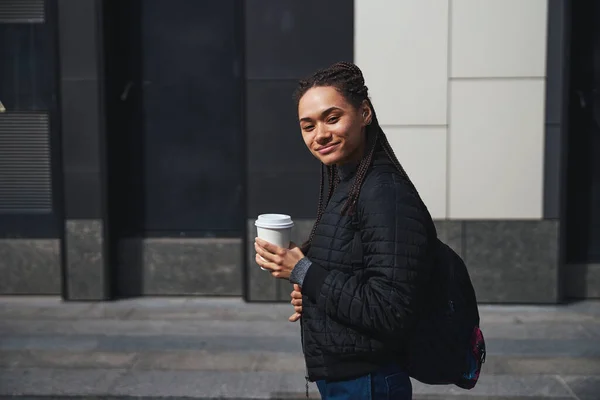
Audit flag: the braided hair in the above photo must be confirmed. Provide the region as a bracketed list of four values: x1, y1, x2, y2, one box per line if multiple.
[294, 62, 417, 252]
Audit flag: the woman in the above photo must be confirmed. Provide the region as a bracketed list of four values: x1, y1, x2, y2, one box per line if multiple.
[255, 62, 437, 400]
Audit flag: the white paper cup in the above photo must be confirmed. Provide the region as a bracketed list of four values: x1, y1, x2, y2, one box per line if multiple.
[255, 214, 294, 271]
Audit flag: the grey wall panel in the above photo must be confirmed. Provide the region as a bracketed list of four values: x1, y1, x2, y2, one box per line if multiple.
[118, 238, 242, 296]
[434, 220, 464, 258]
[246, 79, 320, 218]
[543, 124, 562, 220]
[246, 80, 313, 171]
[464, 220, 560, 304]
[58, 79, 101, 171]
[57, 0, 105, 221]
[246, 0, 353, 79]
[545, 0, 568, 126]
[244, 0, 354, 301]
[566, 264, 600, 299]
[248, 172, 319, 219]
[140, 0, 244, 234]
[0, 238, 60, 294]
[57, 0, 109, 300]
[62, 170, 102, 219]
[543, 0, 570, 219]
[65, 219, 106, 300]
[54, 0, 98, 79]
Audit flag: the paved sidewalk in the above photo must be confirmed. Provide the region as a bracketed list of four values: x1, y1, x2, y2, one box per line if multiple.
[0, 297, 599, 399]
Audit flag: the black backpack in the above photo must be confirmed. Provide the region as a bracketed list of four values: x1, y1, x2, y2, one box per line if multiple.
[350, 222, 486, 389]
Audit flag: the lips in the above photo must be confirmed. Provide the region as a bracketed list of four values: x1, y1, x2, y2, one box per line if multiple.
[316, 143, 339, 155]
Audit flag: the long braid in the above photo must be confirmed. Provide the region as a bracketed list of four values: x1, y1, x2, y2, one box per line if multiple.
[295, 62, 419, 250]
[340, 127, 378, 215]
[379, 131, 418, 191]
[301, 164, 339, 253]
[301, 163, 326, 253]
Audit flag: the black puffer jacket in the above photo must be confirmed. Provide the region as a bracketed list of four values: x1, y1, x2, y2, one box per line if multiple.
[300, 149, 437, 382]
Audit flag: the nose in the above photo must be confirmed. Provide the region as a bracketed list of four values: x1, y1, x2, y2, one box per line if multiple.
[315, 123, 331, 144]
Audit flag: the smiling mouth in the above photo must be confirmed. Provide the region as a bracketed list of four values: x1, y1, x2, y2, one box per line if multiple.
[316, 143, 339, 155]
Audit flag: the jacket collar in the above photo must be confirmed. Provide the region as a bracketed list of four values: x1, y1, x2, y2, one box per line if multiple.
[337, 161, 359, 182]
[336, 143, 391, 182]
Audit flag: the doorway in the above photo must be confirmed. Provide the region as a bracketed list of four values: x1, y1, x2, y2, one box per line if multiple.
[103, 0, 244, 297]
[565, 0, 600, 265]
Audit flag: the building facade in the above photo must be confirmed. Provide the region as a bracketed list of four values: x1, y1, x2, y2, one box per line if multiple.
[0, 0, 597, 302]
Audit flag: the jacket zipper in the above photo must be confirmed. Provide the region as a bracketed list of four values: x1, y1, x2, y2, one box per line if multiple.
[300, 316, 310, 398]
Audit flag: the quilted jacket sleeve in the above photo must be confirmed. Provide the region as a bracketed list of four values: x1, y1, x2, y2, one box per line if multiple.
[301, 175, 432, 339]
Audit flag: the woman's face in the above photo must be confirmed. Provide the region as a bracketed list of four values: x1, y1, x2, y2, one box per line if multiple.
[298, 86, 371, 166]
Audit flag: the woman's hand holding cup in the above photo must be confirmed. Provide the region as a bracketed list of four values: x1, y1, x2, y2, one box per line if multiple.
[254, 238, 304, 280]
[289, 284, 302, 322]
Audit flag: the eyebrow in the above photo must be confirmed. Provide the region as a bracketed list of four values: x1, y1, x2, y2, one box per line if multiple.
[299, 107, 343, 123]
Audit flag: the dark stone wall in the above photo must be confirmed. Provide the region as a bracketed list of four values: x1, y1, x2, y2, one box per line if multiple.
[243, 0, 354, 301]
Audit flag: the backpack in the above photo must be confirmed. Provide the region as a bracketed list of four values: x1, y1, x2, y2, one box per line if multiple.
[350, 220, 486, 389]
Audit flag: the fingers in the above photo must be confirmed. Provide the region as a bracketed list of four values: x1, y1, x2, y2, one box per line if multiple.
[288, 312, 301, 322]
[255, 238, 286, 257]
[290, 287, 302, 316]
[289, 282, 302, 322]
[255, 253, 276, 271]
[255, 243, 286, 269]
[255, 252, 285, 276]
[254, 242, 276, 263]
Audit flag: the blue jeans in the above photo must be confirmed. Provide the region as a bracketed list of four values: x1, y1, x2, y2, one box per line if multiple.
[316, 364, 412, 400]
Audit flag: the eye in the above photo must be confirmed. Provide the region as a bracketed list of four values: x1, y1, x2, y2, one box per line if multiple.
[302, 125, 315, 132]
[327, 116, 339, 124]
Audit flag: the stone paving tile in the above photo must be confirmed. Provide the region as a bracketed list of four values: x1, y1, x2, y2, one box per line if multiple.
[0, 368, 127, 396]
[0, 297, 286, 321]
[565, 301, 600, 317]
[0, 351, 138, 369]
[481, 356, 600, 376]
[0, 299, 598, 399]
[0, 336, 99, 351]
[5, 333, 600, 358]
[411, 374, 573, 397]
[122, 307, 294, 322]
[2, 349, 599, 377]
[1, 298, 596, 323]
[0, 368, 582, 399]
[0, 334, 302, 353]
[0, 397, 581, 400]
[132, 350, 304, 372]
[4, 318, 598, 341]
[410, 397, 575, 400]
[479, 321, 599, 340]
[485, 338, 600, 357]
[107, 370, 317, 399]
[582, 322, 600, 338]
[0, 319, 299, 338]
[480, 312, 598, 324]
[0, 304, 100, 320]
[560, 375, 600, 400]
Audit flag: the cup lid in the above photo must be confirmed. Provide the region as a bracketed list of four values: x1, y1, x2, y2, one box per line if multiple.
[255, 213, 294, 229]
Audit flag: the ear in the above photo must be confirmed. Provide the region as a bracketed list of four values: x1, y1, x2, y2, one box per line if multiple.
[360, 100, 372, 126]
